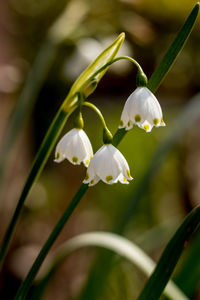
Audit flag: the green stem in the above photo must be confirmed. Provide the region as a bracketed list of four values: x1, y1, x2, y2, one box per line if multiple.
[147, 3, 200, 93]
[83, 102, 107, 129]
[0, 53, 131, 271]
[14, 183, 88, 300]
[84, 56, 146, 88]
[83, 102, 113, 143]
[0, 105, 76, 269]
[13, 128, 124, 300]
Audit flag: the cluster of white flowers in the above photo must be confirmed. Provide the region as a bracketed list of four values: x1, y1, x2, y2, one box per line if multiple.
[54, 87, 165, 186]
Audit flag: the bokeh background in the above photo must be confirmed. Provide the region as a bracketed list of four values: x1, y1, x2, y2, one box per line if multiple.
[0, 0, 200, 299]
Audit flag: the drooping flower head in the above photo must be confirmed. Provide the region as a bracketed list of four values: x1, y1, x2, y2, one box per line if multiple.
[83, 144, 133, 186]
[54, 128, 93, 167]
[119, 87, 165, 132]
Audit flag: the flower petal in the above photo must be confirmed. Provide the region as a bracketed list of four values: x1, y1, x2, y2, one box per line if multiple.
[54, 129, 77, 163]
[119, 95, 132, 129]
[112, 146, 133, 180]
[95, 145, 121, 182]
[118, 173, 129, 184]
[140, 120, 152, 132]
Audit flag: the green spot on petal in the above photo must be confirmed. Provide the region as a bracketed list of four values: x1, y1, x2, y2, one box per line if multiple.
[90, 180, 94, 184]
[85, 172, 89, 181]
[86, 160, 89, 166]
[106, 175, 113, 182]
[126, 169, 131, 178]
[127, 121, 131, 127]
[144, 124, 149, 131]
[72, 156, 78, 163]
[119, 120, 124, 126]
[161, 117, 165, 124]
[56, 152, 60, 160]
[135, 114, 141, 122]
[153, 118, 159, 125]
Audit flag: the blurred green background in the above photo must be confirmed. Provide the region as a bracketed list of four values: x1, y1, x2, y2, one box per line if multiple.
[0, 0, 199, 299]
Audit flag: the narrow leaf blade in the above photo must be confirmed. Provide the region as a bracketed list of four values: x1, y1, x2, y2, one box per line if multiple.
[32, 232, 188, 300]
[174, 232, 200, 297]
[65, 33, 125, 105]
[147, 3, 199, 93]
[137, 206, 200, 300]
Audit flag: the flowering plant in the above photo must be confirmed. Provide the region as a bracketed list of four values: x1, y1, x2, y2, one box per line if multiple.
[0, 3, 200, 300]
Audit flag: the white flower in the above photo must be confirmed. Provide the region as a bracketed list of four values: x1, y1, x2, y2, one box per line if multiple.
[83, 144, 133, 186]
[119, 87, 166, 132]
[54, 128, 93, 167]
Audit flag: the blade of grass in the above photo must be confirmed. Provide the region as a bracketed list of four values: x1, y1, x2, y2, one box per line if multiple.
[13, 4, 200, 299]
[174, 231, 200, 298]
[137, 206, 200, 300]
[147, 2, 200, 93]
[33, 232, 189, 300]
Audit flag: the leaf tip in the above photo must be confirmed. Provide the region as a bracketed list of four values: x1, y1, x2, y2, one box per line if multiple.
[117, 32, 125, 42]
[194, 2, 200, 12]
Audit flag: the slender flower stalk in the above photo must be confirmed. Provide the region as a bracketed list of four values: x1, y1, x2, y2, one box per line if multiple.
[83, 55, 147, 92]
[83, 101, 108, 129]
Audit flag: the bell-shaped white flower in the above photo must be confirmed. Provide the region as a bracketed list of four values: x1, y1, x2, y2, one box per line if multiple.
[83, 144, 133, 186]
[54, 128, 93, 167]
[119, 87, 165, 132]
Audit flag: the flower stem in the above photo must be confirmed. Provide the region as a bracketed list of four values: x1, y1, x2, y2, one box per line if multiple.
[83, 102, 113, 143]
[83, 102, 107, 129]
[13, 128, 124, 300]
[0, 105, 76, 270]
[84, 56, 146, 88]
[14, 183, 88, 300]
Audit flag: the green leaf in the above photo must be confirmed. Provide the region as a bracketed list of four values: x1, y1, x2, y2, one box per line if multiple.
[147, 3, 199, 93]
[63, 33, 125, 109]
[137, 206, 200, 300]
[174, 232, 200, 297]
[32, 232, 188, 300]
[81, 4, 200, 299]
[0, 33, 125, 275]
